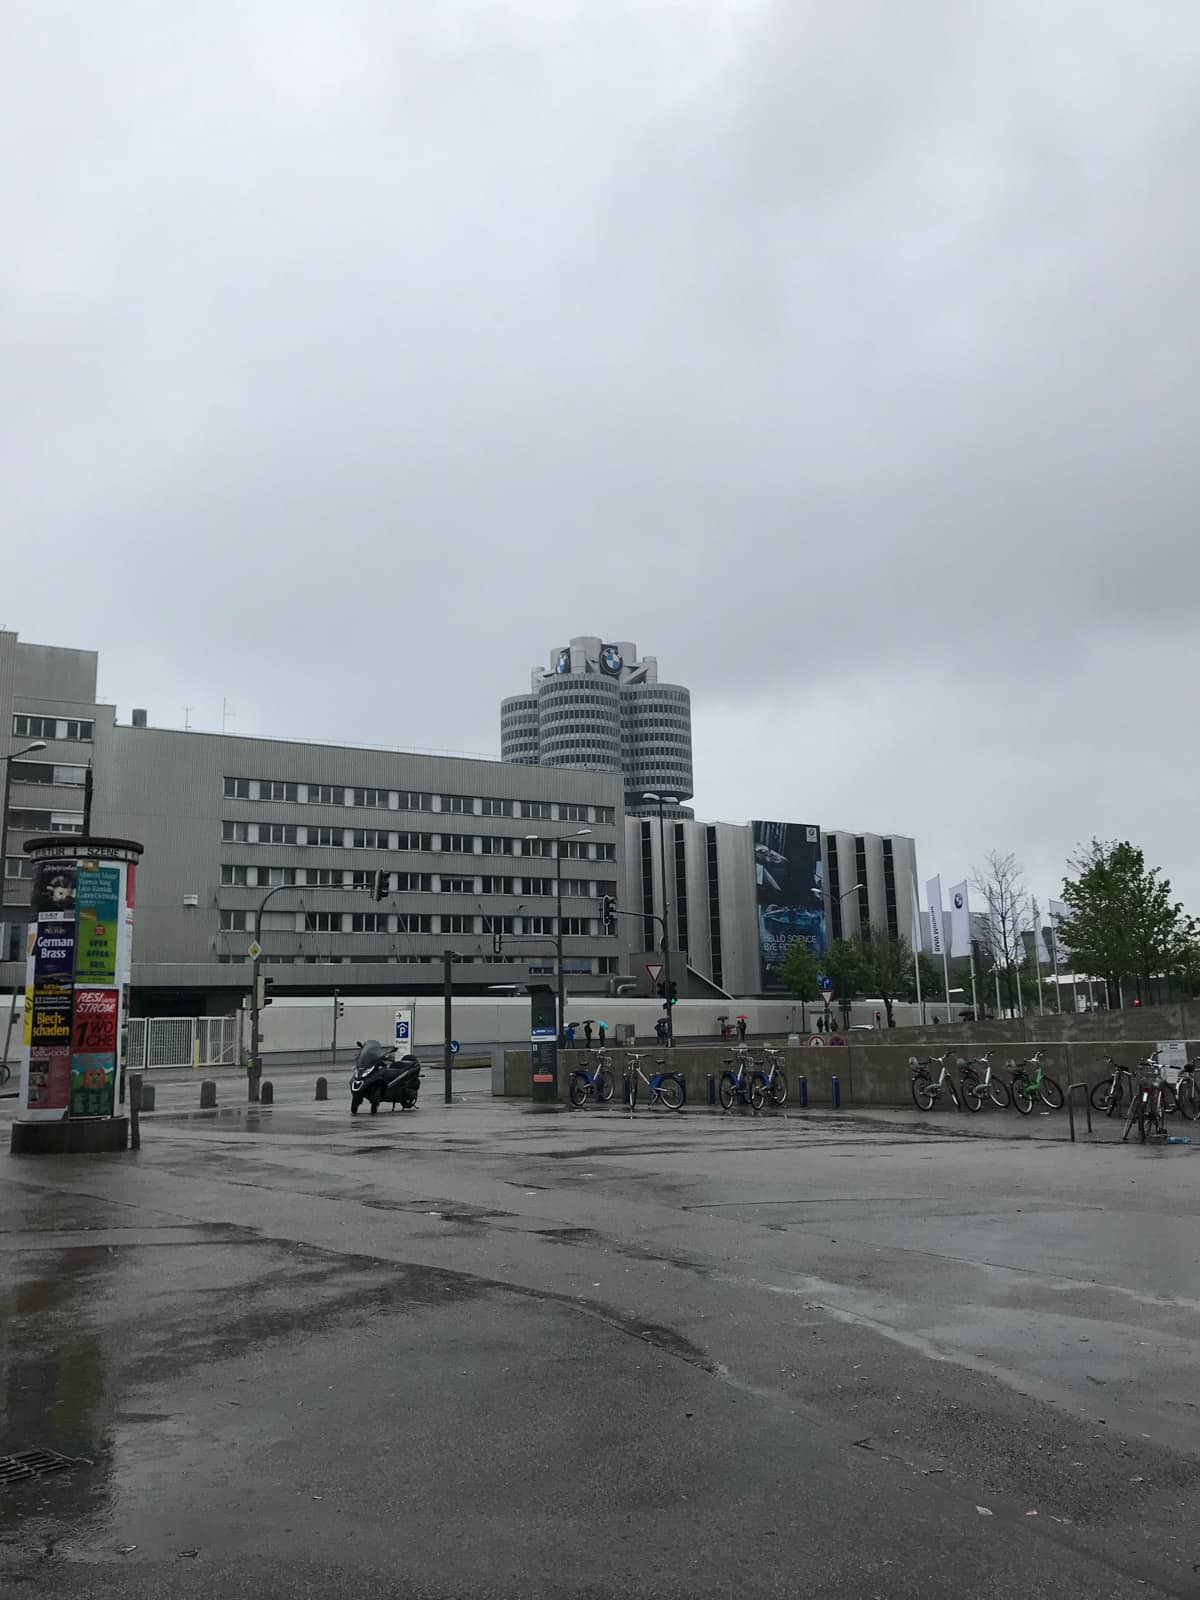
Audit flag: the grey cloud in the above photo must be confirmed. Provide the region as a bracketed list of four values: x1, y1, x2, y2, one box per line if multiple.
[5, 1, 1200, 899]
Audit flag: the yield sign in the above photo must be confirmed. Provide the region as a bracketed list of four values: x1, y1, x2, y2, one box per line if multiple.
[644, 962, 664, 985]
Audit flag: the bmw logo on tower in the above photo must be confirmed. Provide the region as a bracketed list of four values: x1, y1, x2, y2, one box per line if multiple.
[555, 649, 570, 674]
[599, 644, 622, 676]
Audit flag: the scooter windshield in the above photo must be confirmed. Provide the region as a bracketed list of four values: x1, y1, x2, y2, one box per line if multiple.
[355, 1040, 390, 1071]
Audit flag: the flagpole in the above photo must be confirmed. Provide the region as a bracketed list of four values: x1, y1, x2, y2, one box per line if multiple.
[969, 946, 980, 1021]
[1050, 906, 1062, 1012]
[1031, 897, 1045, 1015]
[912, 868, 926, 1024]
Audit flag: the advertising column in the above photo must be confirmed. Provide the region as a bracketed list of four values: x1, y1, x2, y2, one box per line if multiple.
[16, 837, 143, 1128]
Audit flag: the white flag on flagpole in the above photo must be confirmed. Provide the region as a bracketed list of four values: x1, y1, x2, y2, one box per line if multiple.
[946, 880, 971, 958]
[926, 876, 945, 956]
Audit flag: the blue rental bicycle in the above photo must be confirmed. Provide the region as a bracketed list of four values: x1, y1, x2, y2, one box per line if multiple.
[720, 1049, 765, 1110]
[568, 1050, 616, 1107]
[623, 1053, 685, 1111]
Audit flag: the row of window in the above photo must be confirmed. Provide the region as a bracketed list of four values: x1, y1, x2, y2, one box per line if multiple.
[6, 809, 84, 834]
[217, 953, 622, 972]
[219, 821, 617, 858]
[13, 714, 94, 742]
[221, 909, 605, 936]
[222, 777, 612, 823]
[220, 862, 615, 896]
[8, 760, 88, 788]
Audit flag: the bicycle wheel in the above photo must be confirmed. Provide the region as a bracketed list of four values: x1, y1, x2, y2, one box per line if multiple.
[986, 1076, 1011, 1109]
[1178, 1076, 1200, 1122]
[960, 1073, 983, 1113]
[746, 1076, 766, 1110]
[718, 1074, 735, 1110]
[568, 1074, 589, 1108]
[626, 1072, 638, 1111]
[1011, 1076, 1034, 1115]
[1090, 1077, 1116, 1113]
[1039, 1076, 1064, 1110]
[1162, 1083, 1178, 1116]
[0, 1060, 10, 1086]
[656, 1076, 684, 1111]
[1137, 1092, 1151, 1143]
[767, 1072, 788, 1107]
[596, 1070, 615, 1103]
[911, 1072, 935, 1111]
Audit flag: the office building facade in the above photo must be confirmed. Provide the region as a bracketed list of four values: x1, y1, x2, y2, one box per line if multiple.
[622, 816, 920, 997]
[2, 632, 624, 1010]
[501, 636, 693, 815]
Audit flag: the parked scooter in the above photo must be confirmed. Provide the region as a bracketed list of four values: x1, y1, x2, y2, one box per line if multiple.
[350, 1040, 421, 1114]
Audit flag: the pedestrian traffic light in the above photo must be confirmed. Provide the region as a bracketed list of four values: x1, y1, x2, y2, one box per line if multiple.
[599, 894, 615, 932]
[493, 931, 503, 955]
[373, 869, 388, 902]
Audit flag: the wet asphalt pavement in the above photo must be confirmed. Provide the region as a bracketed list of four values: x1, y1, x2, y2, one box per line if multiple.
[1, 1071, 1198, 1598]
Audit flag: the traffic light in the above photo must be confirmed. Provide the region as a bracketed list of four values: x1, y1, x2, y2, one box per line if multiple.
[256, 974, 274, 1008]
[669, 980, 678, 1006]
[335, 995, 345, 1019]
[599, 894, 615, 932]
[656, 982, 665, 997]
[493, 931, 503, 956]
[373, 869, 388, 902]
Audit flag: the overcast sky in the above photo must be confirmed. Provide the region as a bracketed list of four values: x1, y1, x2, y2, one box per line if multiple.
[5, 1, 1200, 908]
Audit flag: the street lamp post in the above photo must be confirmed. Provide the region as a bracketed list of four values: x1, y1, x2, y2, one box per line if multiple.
[525, 827, 590, 1047]
[830, 883, 864, 1027]
[641, 793, 678, 1046]
[1, 738, 49, 922]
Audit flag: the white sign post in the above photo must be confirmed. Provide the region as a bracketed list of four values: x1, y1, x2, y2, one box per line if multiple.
[395, 1008, 414, 1049]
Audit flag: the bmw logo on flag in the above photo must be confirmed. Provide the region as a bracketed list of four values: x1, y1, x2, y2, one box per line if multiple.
[953, 892, 964, 909]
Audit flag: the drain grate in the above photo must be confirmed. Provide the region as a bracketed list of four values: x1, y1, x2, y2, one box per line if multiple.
[0, 1449, 80, 1486]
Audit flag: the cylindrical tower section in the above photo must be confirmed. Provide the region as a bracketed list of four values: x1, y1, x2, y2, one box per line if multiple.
[500, 695, 539, 764]
[622, 682, 693, 812]
[536, 672, 621, 771]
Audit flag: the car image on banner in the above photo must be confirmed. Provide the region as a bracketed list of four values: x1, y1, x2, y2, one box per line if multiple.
[752, 821, 826, 991]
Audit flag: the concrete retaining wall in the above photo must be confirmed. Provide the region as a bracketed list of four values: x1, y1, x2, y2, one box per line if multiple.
[501, 1034, 1199, 1107]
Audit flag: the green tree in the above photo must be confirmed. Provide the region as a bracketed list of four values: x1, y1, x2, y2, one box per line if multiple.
[860, 925, 915, 1027]
[777, 938, 820, 1002]
[821, 938, 873, 1025]
[1060, 840, 1191, 1005]
[912, 950, 945, 1003]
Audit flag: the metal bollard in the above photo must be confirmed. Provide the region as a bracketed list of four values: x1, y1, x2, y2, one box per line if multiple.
[797, 1074, 807, 1108]
[315, 1076, 328, 1102]
[141, 1083, 156, 1112]
[831, 1074, 840, 1110]
[706, 1073, 716, 1106]
[200, 1080, 217, 1109]
[129, 1071, 143, 1150]
[260, 1081, 274, 1106]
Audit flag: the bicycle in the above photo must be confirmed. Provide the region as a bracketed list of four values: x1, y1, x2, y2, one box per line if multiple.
[750, 1045, 788, 1108]
[568, 1049, 616, 1108]
[909, 1054, 961, 1111]
[1123, 1056, 1167, 1143]
[623, 1053, 684, 1112]
[1176, 1060, 1200, 1122]
[0, 1060, 10, 1086]
[1090, 1055, 1134, 1117]
[720, 1049, 765, 1110]
[958, 1052, 1010, 1112]
[1007, 1052, 1064, 1115]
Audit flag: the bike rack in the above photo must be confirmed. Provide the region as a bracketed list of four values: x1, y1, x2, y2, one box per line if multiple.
[1065, 1081, 1093, 1142]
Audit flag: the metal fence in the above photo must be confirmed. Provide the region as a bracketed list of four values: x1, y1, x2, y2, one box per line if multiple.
[125, 1016, 240, 1070]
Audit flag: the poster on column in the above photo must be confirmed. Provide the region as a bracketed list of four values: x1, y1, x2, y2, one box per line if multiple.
[31, 860, 77, 920]
[75, 864, 121, 982]
[70, 1054, 116, 1118]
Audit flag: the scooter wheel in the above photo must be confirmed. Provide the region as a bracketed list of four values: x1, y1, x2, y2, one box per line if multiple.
[350, 1093, 363, 1115]
[369, 1095, 381, 1115]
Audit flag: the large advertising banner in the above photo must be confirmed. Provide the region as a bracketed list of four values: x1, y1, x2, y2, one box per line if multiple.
[752, 821, 826, 991]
